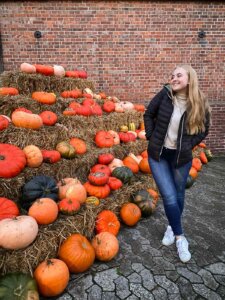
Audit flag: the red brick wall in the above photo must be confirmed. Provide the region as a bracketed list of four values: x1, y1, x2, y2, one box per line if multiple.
[0, 1, 224, 153]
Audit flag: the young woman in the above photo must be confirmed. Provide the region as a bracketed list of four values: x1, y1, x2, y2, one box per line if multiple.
[144, 65, 211, 263]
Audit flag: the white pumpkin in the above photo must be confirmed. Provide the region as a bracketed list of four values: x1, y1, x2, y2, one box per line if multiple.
[0, 216, 38, 250]
[108, 158, 124, 172]
[53, 65, 65, 77]
[115, 103, 125, 113]
[20, 63, 36, 74]
[120, 101, 134, 111]
[138, 130, 147, 140]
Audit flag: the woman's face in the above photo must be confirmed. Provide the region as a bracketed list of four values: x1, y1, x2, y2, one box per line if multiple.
[170, 67, 189, 93]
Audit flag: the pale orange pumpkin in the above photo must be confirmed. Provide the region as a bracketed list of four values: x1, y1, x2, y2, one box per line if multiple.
[34, 259, 69, 297]
[58, 233, 95, 273]
[108, 158, 124, 172]
[20, 62, 36, 73]
[65, 183, 87, 204]
[28, 198, 58, 225]
[115, 103, 125, 113]
[138, 130, 146, 140]
[11, 111, 43, 130]
[91, 232, 119, 261]
[0, 215, 38, 250]
[57, 177, 81, 199]
[69, 137, 87, 154]
[23, 145, 43, 167]
[108, 130, 120, 145]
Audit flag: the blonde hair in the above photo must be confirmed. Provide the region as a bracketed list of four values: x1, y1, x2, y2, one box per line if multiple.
[172, 64, 211, 134]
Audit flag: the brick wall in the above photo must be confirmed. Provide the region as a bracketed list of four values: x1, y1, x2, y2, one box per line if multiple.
[0, 1, 224, 153]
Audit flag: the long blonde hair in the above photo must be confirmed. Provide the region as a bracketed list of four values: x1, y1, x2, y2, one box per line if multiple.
[172, 64, 211, 134]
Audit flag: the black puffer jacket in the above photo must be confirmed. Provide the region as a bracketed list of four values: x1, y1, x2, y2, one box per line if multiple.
[143, 86, 210, 167]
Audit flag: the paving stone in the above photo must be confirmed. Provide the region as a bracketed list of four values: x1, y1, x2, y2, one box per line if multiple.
[214, 275, 225, 286]
[125, 295, 139, 300]
[154, 275, 179, 294]
[129, 283, 154, 300]
[205, 262, 225, 275]
[217, 251, 225, 262]
[127, 272, 142, 283]
[114, 276, 131, 299]
[55, 294, 73, 300]
[131, 262, 145, 273]
[153, 256, 176, 271]
[198, 269, 219, 290]
[140, 268, 156, 291]
[94, 268, 119, 291]
[177, 267, 203, 283]
[117, 260, 133, 277]
[165, 270, 180, 282]
[102, 292, 120, 300]
[176, 276, 198, 300]
[216, 285, 225, 298]
[187, 264, 201, 274]
[192, 284, 222, 300]
[152, 287, 168, 300]
[87, 285, 102, 300]
[168, 294, 182, 300]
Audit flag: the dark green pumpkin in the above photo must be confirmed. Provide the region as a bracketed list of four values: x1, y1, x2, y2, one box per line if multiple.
[112, 166, 133, 183]
[204, 149, 213, 161]
[131, 189, 151, 204]
[20, 175, 59, 210]
[185, 175, 195, 189]
[0, 272, 39, 300]
[137, 199, 156, 217]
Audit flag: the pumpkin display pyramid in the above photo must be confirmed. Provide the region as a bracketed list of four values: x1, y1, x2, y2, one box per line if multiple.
[0, 65, 158, 275]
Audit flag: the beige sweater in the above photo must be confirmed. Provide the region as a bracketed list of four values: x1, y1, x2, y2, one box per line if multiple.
[164, 94, 187, 149]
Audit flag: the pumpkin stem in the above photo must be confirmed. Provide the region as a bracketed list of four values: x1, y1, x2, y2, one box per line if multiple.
[0, 155, 5, 160]
[46, 259, 54, 266]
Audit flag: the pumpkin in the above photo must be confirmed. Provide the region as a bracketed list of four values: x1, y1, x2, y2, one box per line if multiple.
[123, 156, 139, 173]
[0, 215, 38, 250]
[34, 64, 54, 76]
[88, 172, 109, 186]
[95, 210, 120, 236]
[0, 273, 39, 300]
[63, 108, 76, 116]
[85, 196, 100, 206]
[115, 102, 125, 113]
[23, 145, 43, 167]
[41, 149, 61, 164]
[198, 142, 206, 148]
[21, 175, 59, 210]
[132, 189, 150, 205]
[69, 137, 87, 154]
[75, 105, 92, 116]
[119, 132, 136, 143]
[102, 101, 115, 113]
[90, 164, 111, 176]
[58, 233, 95, 273]
[32, 91, 56, 105]
[98, 153, 114, 165]
[120, 125, 129, 132]
[56, 141, 76, 159]
[57, 177, 81, 199]
[61, 89, 82, 98]
[0, 115, 9, 131]
[120, 203, 141, 226]
[84, 182, 111, 199]
[134, 104, 145, 112]
[92, 232, 119, 261]
[108, 177, 123, 190]
[28, 198, 58, 225]
[120, 101, 134, 111]
[189, 166, 198, 179]
[20, 62, 36, 73]
[192, 157, 202, 171]
[147, 188, 159, 203]
[0, 87, 19, 96]
[204, 149, 213, 161]
[140, 122, 145, 130]
[138, 130, 147, 140]
[34, 259, 69, 297]
[53, 64, 65, 77]
[13, 107, 32, 114]
[128, 152, 143, 164]
[58, 198, 81, 215]
[63, 183, 87, 205]
[108, 130, 120, 145]
[0, 197, 20, 220]
[69, 101, 81, 110]
[108, 158, 124, 172]
[65, 70, 79, 78]
[199, 151, 208, 164]
[99, 91, 107, 99]
[11, 111, 43, 130]
[112, 166, 133, 183]
[139, 158, 151, 173]
[141, 150, 148, 158]
[84, 88, 93, 96]
[95, 131, 114, 148]
[132, 189, 158, 217]
[138, 199, 156, 217]
[83, 98, 95, 106]
[186, 175, 195, 189]
[39, 111, 58, 126]
[0, 143, 26, 178]
[77, 70, 87, 79]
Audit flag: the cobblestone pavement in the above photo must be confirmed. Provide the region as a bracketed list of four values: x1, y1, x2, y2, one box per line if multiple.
[43, 156, 225, 300]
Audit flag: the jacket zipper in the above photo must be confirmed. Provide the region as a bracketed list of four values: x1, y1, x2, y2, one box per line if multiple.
[176, 115, 185, 166]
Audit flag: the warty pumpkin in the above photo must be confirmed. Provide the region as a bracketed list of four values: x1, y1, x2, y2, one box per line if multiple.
[92, 232, 119, 262]
[98, 153, 114, 165]
[108, 177, 123, 190]
[90, 164, 111, 176]
[88, 172, 109, 186]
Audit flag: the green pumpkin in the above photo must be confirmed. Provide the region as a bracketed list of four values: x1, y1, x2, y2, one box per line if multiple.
[185, 175, 195, 189]
[112, 166, 133, 184]
[204, 149, 213, 161]
[20, 175, 59, 210]
[131, 189, 151, 205]
[0, 273, 39, 300]
[137, 199, 156, 217]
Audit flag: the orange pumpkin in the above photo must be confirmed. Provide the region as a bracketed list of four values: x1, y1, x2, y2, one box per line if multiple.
[84, 182, 110, 199]
[147, 188, 159, 202]
[92, 232, 119, 261]
[141, 150, 148, 158]
[34, 64, 54, 76]
[192, 157, 202, 171]
[34, 259, 69, 297]
[199, 151, 208, 164]
[11, 111, 43, 130]
[64, 183, 87, 205]
[69, 137, 87, 154]
[28, 198, 58, 225]
[57, 177, 81, 199]
[95, 210, 120, 236]
[39, 111, 58, 126]
[198, 142, 206, 148]
[189, 166, 198, 179]
[0, 87, 19, 96]
[120, 203, 141, 226]
[58, 233, 95, 273]
[139, 158, 151, 174]
[95, 131, 114, 148]
[0, 197, 20, 220]
[123, 156, 139, 174]
[23, 145, 43, 167]
[134, 104, 145, 112]
[32, 91, 56, 105]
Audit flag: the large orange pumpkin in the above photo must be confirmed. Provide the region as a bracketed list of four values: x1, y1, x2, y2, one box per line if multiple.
[123, 156, 139, 173]
[28, 198, 58, 225]
[95, 131, 114, 148]
[120, 203, 141, 226]
[58, 233, 95, 273]
[34, 259, 69, 297]
[92, 232, 119, 261]
[11, 111, 43, 130]
[64, 183, 87, 205]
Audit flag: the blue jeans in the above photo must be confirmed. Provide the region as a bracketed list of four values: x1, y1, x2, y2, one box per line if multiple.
[149, 147, 192, 235]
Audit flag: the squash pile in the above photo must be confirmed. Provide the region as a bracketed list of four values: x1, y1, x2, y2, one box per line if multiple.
[0, 64, 213, 298]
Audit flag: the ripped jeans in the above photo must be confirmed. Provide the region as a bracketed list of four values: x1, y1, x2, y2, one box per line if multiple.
[149, 147, 192, 236]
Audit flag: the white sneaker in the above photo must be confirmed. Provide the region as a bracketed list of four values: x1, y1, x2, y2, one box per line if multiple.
[162, 225, 175, 246]
[176, 236, 191, 263]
